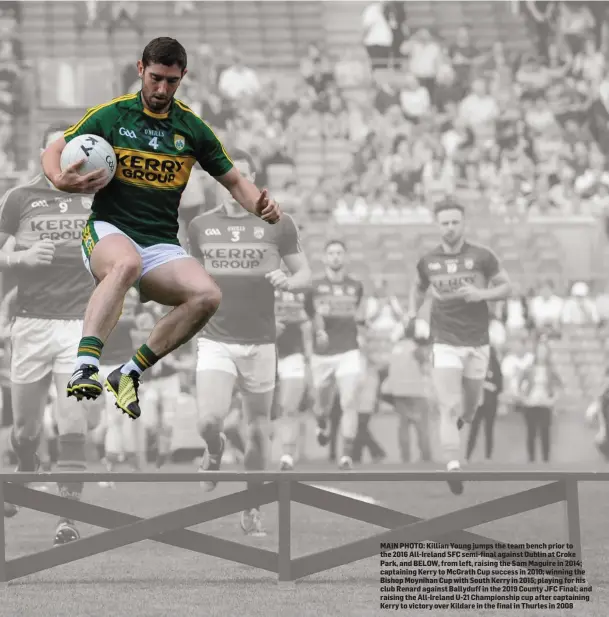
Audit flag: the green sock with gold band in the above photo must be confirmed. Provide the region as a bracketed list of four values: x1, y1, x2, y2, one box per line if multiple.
[76, 336, 103, 368]
[121, 344, 160, 376]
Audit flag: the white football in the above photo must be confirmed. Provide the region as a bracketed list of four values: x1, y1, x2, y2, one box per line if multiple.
[60, 134, 117, 189]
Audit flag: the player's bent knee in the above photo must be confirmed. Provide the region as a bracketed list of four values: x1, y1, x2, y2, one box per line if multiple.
[187, 281, 222, 319]
[202, 282, 222, 312]
[108, 257, 142, 287]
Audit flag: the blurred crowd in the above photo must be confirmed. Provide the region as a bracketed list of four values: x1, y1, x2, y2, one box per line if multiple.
[0, 1, 24, 174]
[120, 0, 609, 228]
[4, 1, 609, 227]
[492, 278, 608, 335]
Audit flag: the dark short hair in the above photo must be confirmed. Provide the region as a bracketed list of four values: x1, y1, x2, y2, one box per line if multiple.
[325, 239, 346, 252]
[434, 199, 465, 217]
[142, 37, 187, 71]
[231, 148, 257, 174]
[43, 123, 73, 148]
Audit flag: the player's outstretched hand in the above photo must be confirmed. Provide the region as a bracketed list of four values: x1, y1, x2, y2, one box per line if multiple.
[54, 159, 108, 194]
[21, 239, 55, 267]
[265, 269, 291, 290]
[256, 189, 281, 224]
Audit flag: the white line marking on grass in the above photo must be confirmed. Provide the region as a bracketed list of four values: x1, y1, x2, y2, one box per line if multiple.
[309, 484, 380, 505]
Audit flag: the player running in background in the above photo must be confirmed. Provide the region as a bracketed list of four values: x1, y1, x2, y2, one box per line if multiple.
[274, 277, 316, 470]
[308, 240, 366, 470]
[409, 199, 511, 495]
[40, 37, 280, 421]
[0, 124, 95, 543]
[188, 149, 310, 536]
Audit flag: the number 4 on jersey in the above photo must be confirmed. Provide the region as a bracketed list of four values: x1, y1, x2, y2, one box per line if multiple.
[148, 137, 159, 150]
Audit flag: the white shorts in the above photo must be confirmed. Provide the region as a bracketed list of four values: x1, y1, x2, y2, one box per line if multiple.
[277, 353, 306, 380]
[11, 317, 83, 384]
[81, 220, 189, 290]
[196, 338, 276, 394]
[312, 349, 363, 390]
[432, 343, 490, 381]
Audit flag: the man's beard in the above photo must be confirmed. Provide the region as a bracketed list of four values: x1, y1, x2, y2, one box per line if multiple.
[145, 91, 172, 112]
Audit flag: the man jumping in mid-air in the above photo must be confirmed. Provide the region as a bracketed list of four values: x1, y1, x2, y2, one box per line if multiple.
[40, 37, 280, 421]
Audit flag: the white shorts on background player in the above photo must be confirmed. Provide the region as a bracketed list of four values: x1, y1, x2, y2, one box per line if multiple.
[196, 338, 276, 394]
[432, 343, 490, 380]
[277, 353, 306, 380]
[311, 349, 363, 390]
[10, 317, 83, 384]
[82, 221, 189, 287]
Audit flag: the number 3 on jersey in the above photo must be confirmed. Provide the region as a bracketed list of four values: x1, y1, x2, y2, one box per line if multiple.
[148, 136, 159, 150]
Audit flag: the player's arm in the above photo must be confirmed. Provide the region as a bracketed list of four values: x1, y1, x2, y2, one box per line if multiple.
[275, 314, 286, 338]
[495, 353, 504, 396]
[300, 319, 315, 365]
[283, 253, 312, 292]
[192, 118, 279, 223]
[269, 214, 312, 292]
[305, 286, 328, 351]
[186, 217, 204, 260]
[41, 106, 112, 194]
[0, 187, 55, 270]
[408, 260, 430, 319]
[354, 283, 369, 346]
[301, 290, 317, 365]
[278, 254, 311, 293]
[216, 168, 280, 223]
[0, 286, 17, 336]
[479, 250, 512, 302]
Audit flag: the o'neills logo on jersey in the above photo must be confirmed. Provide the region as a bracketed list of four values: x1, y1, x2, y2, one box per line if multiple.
[114, 148, 195, 190]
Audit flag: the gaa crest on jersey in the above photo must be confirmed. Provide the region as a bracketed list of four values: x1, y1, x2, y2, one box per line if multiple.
[81, 197, 93, 210]
[464, 258, 474, 270]
[173, 134, 185, 151]
[254, 226, 265, 239]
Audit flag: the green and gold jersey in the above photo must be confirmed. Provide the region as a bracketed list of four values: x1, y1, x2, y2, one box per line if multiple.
[64, 92, 234, 247]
